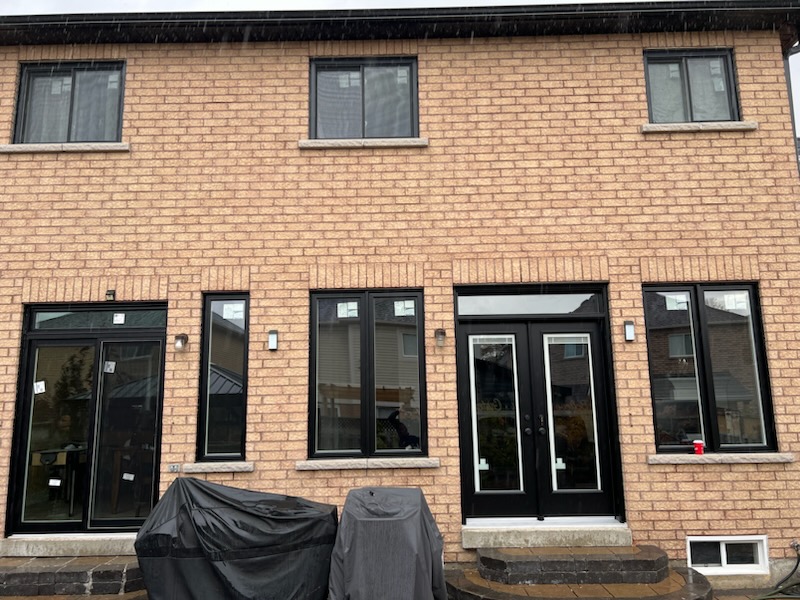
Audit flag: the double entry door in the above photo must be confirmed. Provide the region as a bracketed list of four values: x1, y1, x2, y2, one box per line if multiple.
[15, 338, 162, 531]
[458, 321, 615, 519]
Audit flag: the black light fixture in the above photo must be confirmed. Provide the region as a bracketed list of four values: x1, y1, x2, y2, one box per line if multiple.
[105, 289, 116, 302]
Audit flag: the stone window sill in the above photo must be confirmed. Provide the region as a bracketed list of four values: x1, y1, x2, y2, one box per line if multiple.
[647, 452, 794, 465]
[0, 142, 130, 154]
[182, 461, 255, 473]
[640, 121, 758, 134]
[295, 457, 440, 471]
[298, 137, 428, 149]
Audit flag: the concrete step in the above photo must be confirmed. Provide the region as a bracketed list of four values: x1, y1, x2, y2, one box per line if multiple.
[446, 566, 713, 600]
[478, 545, 669, 585]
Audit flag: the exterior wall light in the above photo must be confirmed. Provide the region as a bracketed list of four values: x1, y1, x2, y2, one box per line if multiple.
[624, 321, 635, 342]
[435, 328, 446, 347]
[105, 289, 116, 302]
[268, 330, 279, 351]
[174, 333, 189, 351]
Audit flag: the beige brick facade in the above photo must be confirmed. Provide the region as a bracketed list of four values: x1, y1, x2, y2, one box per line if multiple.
[0, 25, 798, 567]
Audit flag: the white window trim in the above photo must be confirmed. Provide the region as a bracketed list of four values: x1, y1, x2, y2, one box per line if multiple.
[686, 535, 769, 576]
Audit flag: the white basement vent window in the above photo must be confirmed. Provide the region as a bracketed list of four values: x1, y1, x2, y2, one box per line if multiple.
[686, 536, 769, 576]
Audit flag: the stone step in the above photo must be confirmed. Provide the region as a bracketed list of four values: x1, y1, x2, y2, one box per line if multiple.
[478, 545, 669, 585]
[446, 567, 713, 600]
[0, 556, 144, 596]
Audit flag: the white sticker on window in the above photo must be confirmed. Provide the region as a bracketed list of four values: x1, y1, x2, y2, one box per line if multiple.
[122, 473, 135, 482]
[103, 361, 116, 374]
[113, 313, 126, 325]
[34, 381, 46, 395]
[48, 478, 62, 487]
[665, 294, 689, 311]
[723, 292, 748, 311]
[394, 300, 415, 317]
[350, 72, 360, 87]
[709, 60, 722, 75]
[51, 80, 63, 95]
[669, 63, 681, 78]
[397, 67, 409, 85]
[337, 301, 358, 318]
[223, 303, 244, 321]
[713, 78, 726, 92]
[108, 72, 119, 89]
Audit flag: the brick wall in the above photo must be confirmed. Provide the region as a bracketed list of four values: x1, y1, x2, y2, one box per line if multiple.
[0, 30, 798, 564]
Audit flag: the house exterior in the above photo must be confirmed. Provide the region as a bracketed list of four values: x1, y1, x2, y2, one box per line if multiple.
[0, 0, 799, 584]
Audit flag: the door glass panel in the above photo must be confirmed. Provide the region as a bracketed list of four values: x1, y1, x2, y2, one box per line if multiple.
[469, 335, 523, 492]
[90, 341, 160, 521]
[23, 345, 93, 523]
[544, 334, 601, 491]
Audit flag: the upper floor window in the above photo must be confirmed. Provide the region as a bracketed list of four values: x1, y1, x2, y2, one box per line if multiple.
[310, 290, 426, 457]
[14, 62, 124, 144]
[198, 294, 249, 461]
[643, 284, 775, 453]
[644, 50, 739, 123]
[310, 57, 418, 139]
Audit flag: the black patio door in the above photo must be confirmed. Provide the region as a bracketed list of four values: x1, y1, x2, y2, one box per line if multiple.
[12, 306, 165, 533]
[458, 321, 614, 518]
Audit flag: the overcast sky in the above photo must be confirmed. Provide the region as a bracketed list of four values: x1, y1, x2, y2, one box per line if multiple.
[1, 0, 799, 130]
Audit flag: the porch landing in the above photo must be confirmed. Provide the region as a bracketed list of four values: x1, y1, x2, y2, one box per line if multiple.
[462, 516, 633, 548]
[0, 556, 143, 596]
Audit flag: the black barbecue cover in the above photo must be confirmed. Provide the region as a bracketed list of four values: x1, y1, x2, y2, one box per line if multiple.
[134, 477, 338, 600]
[329, 487, 447, 600]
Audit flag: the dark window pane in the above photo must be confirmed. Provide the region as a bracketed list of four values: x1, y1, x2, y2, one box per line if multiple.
[702, 291, 766, 446]
[71, 70, 121, 142]
[373, 297, 421, 452]
[23, 345, 93, 523]
[691, 542, 722, 567]
[644, 291, 704, 446]
[687, 57, 733, 121]
[364, 65, 412, 138]
[647, 61, 687, 123]
[726, 543, 757, 565]
[316, 69, 362, 139]
[203, 299, 247, 456]
[33, 309, 167, 330]
[22, 73, 72, 143]
[315, 298, 362, 451]
[458, 293, 600, 316]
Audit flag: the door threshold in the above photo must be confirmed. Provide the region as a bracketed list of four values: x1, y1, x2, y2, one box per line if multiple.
[465, 516, 624, 528]
[462, 516, 632, 548]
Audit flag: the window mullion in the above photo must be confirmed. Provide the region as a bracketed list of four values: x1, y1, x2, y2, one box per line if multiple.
[681, 58, 694, 123]
[361, 293, 374, 456]
[66, 68, 78, 142]
[360, 65, 367, 138]
[693, 286, 720, 451]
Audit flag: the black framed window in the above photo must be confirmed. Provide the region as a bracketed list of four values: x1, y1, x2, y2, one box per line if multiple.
[644, 50, 739, 123]
[643, 284, 775, 453]
[310, 290, 426, 457]
[14, 62, 124, 144]
[310, 57, 418, 139]
[198, 294, 248, 460]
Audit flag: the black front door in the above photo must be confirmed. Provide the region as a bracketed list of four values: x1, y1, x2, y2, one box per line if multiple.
[458, 320, 615, 518]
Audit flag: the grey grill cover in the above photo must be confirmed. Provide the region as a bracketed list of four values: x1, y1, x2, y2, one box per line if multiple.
[134, 477, 338, 600]
[329, 487, 447, 600]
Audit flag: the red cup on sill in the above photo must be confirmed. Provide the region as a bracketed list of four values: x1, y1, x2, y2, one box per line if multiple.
[693, 440, 705, 455]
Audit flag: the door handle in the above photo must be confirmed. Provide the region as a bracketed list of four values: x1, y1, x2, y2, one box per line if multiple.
[538, 414, 547, 436]
[524, 427, 533, 436]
